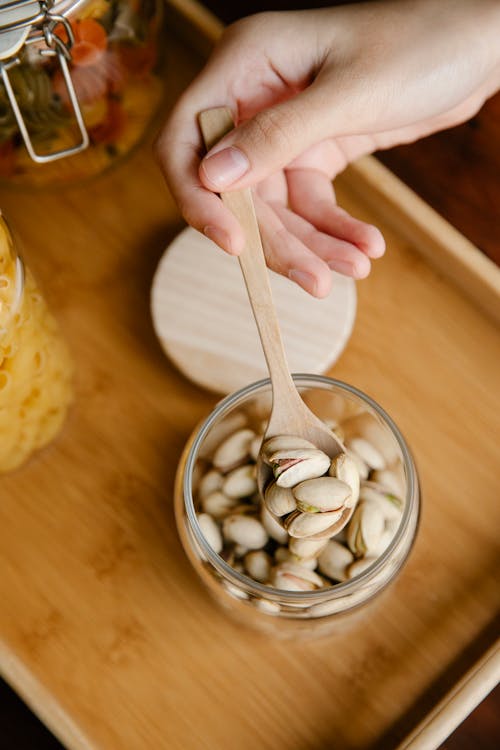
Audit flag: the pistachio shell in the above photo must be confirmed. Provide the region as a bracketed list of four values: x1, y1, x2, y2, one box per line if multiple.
[261, 435, 316, 464]
[213, 428, 256, 472]
[244, 550, 272, 582]
[222, 514, 268, 550]
[346, 437, 386, 471]
[285, 508, 344, 538]
[197, 513, 223, 554]
[317, 540, 354, 582]
[346, 448, 370, 480]
[359, 484, 403, 522]
[370, 468, 406, 498]
[254, 598, 281, 614]
[329, 453, 360, 507]
[346, 501, 385, 556]
[306, 506, 354, 540]
[264, 481, 297, 517]
[341, 413, 399, 465]
[223, 464, 257, 498]
[198, 469, 223, 499]
[198, 411, 248, 460]
[270, 448, 331, 488]
[201, 491, 238, 519]
[270, 562, 324, 591]
[293, 476, 351, 513]
[260, 505, 289, 544]
[346, 557, 377, 579]
[275, 547, 318, 570]
[288, 537, 328, 560]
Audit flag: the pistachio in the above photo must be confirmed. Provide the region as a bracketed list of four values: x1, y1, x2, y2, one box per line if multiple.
[346, 437, 386, 471]
[306, 506, 353, 540]
[359, 484, 403, 522]
[346, 557, 377, 579]
[293, 476, 351, 513]
[260, 505, 289, 544]
[223, 464, 258, 499]
[289, 537, 328, 561]
[198, 468, 223, 500]
[264, 481, 297, 517]
[254, 598, 281, 614]
[197, 513, 223, 554]
[244, 550, 272, 582]
[222, 514, 268, 550]
[341, 413, 399, 465]
[285, 508, 344, 538]
[213, 428, 256, 472]
[269, 448, 331, 488]
[317, 540, 354, 582]
[346, 448, 370, 480]
[201, 491, 238, 519]
[261, 435, 316, 464]
[329, 453, 360, 507]
[234, 544, 249, 558]
[270, 562, 324, 591]
[199, 411, 248, 460]
[275, 547, 318, 570]
[346, 501, 385, 556]
[370, 467, 406, 498]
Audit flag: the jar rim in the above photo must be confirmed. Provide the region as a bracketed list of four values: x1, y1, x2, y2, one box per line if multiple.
[183, 374, 419, 603]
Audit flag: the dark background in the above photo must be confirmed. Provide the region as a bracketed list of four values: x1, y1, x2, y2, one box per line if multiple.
[2, 1, 498, 748]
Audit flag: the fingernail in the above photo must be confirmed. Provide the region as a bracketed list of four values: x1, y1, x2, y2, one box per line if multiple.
[203, 225, 235, 254]
[201, 147, 249, 189]
[288, 269, 317, 295]
[328, 260, 355, 276]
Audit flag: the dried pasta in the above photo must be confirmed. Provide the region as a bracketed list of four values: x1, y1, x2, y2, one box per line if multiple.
[0, 216, 73, 473]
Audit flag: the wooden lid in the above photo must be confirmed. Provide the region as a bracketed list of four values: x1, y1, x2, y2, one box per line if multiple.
[151, 227, 357, 394]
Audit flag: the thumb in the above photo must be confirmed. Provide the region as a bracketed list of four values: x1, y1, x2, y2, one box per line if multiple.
[199, 86, 332, 192]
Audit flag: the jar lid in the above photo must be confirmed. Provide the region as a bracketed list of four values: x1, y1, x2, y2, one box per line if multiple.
[151, 227, 357, 395]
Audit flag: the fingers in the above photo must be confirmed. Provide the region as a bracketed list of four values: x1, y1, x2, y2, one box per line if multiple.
[287, 168, 385, 259]
[253, 195, 333, 298]
[271, 202, 372, 279]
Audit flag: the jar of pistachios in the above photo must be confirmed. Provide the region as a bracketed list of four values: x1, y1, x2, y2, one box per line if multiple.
[174, 375, 420, 638]
[0, 213, 73, 472]
[0, 0, 165, 186]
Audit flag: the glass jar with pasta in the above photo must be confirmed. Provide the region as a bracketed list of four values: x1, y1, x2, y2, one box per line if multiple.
[0, 0, 165, 186]
[0, 213, 73, 472]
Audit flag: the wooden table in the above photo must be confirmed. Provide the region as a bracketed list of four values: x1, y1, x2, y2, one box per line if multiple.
[0, 5, 499, 749]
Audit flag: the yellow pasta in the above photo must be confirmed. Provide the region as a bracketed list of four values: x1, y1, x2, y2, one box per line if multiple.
[0, 215, 73, 473]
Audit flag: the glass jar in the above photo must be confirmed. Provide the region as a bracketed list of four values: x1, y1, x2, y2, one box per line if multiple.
[0, 213, 73, 472]
[0, 0, 165, 186]
[174, 375, 420, 638]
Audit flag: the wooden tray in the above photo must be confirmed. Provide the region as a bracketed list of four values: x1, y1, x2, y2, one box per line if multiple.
[0, 2, 498, 749]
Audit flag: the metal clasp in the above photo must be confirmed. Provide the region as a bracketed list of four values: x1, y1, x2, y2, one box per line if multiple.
[0, 0, 89, 163]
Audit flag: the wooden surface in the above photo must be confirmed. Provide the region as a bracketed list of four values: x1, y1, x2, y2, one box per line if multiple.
[151, 225, 356, 394]
[0, 14, 499, 750]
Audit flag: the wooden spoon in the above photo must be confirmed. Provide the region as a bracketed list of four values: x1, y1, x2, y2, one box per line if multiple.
[199, 108, 345, 512]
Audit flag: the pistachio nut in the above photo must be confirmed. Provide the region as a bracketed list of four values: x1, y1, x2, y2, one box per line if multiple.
[285, 508, 344, 538]
[329, 453, 360, 507]
[317, 540, 354, 582]
[370, 467, 406, 498]
[264, 481, 297, 517]
[275, 547, 318, 570]
[270, 562, 324, 591]
[346, 501, 385, 556]
[293, 476, 351, 513]
[223, 464, 258, 499]
[346, 437, 386, 471]
[213, 428, 256, 472]
[244, 550, 272, 583]
[345, 448, 370, 480]
[222, 514, 269, 550]
[341, 413, 399, 465]
[269, 448, 331, 488]
[260, 505, 289, 544]
[201, 491, 238, 519]
[306, 506, 354, 541]
[197, 513, 223, 554]
[346, 557, 377, 579]
[234, 544, 249, 558]
[253, 598, 281, 614]
[288, 537, 328, 561]
[198, 411, 248, 460]
[359, 484, 403, 522]
[198, 468, 223, 500]
[261, 435, 316, 464]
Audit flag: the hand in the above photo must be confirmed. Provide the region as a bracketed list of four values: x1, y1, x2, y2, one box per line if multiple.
[156, 0, 500, 297]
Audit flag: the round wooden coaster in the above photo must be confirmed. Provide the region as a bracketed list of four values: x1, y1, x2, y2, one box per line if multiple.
[151, 227, 357, 394]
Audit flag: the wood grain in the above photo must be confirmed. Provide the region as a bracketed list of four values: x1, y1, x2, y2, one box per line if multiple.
[0, 8, 498, 750]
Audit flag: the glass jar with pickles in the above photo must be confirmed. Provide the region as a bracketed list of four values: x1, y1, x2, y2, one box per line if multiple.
[0, 0, 165, 186]
[0, 213, 73, 472]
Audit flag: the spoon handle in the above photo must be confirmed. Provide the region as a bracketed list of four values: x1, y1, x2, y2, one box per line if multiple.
[199, 108, 297, 404]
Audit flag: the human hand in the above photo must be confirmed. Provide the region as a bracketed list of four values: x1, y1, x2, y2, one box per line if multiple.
[156, 0, 500, 297]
